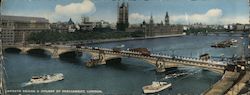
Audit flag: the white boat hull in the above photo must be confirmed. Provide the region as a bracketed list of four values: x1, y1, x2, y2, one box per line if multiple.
[30, 77, 63, 84]
[143, 82, 172, 94]
[26, 73, 64, 86]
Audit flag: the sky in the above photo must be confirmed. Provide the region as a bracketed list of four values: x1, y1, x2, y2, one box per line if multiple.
[1, 0, 249, 25]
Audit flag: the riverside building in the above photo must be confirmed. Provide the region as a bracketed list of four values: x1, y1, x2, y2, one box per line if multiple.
[0, 15, 50, 45]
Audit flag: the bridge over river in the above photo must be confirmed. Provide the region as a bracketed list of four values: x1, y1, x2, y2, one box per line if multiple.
[3, 44, 227, 73]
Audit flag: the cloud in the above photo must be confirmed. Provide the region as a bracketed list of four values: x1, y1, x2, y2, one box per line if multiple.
[2, 0, 96, 23]
[129, 9, 239, 25]
[129, 13, 150, 23]
[171, 8, 223, 24]
[55, 0, 96, 17]
[206, 9, 222, 17]
[171, 8, 248, 25]
[222, 17, 248, 24]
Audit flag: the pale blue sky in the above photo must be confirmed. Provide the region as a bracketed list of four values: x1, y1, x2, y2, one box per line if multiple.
[1, 0, 249, 24]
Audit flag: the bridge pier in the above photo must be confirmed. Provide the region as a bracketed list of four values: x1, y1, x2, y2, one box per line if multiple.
[85, 50, 122, 67]
[144, 58, 181, 71]
[19, 47, 29, 54]
[20, 51, 27, 54]
[51, 54, 59, 58]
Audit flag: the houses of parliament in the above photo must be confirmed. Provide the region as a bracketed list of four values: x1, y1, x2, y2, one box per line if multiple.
[142, 12, 183, 37]
[117, 1, 183, 36]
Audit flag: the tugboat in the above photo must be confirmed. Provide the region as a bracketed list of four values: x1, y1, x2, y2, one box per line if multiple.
[26, 73, 64, 85]
[211, 39, 236, 48]
[142, 81, 172, 94]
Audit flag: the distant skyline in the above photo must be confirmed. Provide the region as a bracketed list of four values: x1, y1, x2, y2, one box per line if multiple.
[1, 0, 249, 25]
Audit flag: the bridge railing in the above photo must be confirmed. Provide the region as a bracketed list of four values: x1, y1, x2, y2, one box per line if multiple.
[82, 46, 227, 66]
[12, 45, 226, 68]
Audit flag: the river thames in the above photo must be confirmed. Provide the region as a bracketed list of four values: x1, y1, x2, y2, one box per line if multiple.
[4, 34, 247, 94]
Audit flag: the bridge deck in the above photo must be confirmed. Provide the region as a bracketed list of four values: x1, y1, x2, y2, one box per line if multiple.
[3, 45, 226, 71]
[82, 47, 226, 70]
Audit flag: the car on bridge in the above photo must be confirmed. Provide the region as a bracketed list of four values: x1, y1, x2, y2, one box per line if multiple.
[93, 47, 99, 50]
[45, 42, 52, 46]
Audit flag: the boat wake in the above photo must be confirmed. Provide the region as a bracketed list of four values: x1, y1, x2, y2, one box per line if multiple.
[21, 82, 32, 87]
[164, 73, 188, 79]
[161, 69, 202, 80]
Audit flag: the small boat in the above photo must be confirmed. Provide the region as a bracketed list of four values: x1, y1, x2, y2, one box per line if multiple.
[230, 39, 237, 43]
[164, 76, 172, 79]
[142, 81, 172, 94]
[120, 44, 125, 48]
[115, 44, 125, 48]
[25, 73, 64, 85]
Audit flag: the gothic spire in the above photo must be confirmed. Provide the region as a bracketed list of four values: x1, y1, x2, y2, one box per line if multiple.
[150, 13, 154, 24]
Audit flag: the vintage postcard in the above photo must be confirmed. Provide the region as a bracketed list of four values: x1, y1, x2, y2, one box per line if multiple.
[0, 0, 249, 95]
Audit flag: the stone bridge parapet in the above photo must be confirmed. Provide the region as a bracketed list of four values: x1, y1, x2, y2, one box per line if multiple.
[3, 45, 226, 73]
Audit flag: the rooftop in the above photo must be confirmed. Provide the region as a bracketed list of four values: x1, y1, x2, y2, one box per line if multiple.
[1, 15, 49, 23]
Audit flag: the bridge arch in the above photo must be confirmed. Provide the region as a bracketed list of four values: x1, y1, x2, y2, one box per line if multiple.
[105, 57, 123, 61]
[25, 48, 54, 56]
[4, 47, 22, 53]
[58, 50, 82, 58]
